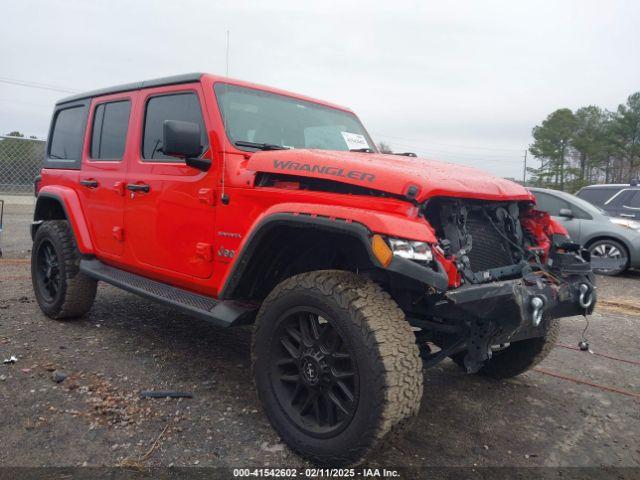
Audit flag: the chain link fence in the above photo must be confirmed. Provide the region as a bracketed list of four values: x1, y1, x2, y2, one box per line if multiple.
[0, 135, 46, 195]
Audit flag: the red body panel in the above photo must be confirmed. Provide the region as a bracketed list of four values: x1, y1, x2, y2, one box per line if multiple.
[38, 73, 547, 296]
[39, 184, 93, 253]
[247, 149, 534, 203]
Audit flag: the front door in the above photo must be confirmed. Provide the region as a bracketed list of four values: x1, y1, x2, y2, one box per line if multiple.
[124, 86, 215, 280]
[79, 96, 132, 258]
[533, 191, 583, 242]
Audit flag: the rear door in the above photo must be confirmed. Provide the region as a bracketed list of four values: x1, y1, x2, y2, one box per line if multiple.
[606, 189, 640, 220]
[78, 95, 133, 258]
[619, 189, 640, 220]
[124, 84, 215, 280]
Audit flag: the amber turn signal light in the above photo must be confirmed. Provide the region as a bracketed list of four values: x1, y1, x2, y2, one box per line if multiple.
[371, 234, 393, 268]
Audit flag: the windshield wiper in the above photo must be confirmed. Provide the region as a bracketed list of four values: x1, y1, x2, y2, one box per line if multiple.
[349, 148, 375, 153]
[235, 140, 288, 151]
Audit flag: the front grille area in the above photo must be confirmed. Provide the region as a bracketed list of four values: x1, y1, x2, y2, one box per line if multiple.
[466, 213, 514, 272]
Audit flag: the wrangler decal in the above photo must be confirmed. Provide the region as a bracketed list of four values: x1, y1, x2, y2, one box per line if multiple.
[273, 159, 376, 183]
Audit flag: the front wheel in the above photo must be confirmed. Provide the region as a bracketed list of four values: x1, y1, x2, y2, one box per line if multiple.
[588, 239, 628, 276]
[252, 270, 423, 465]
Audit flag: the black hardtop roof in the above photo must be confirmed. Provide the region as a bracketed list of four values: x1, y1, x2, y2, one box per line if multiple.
[56, 72, 204, 105]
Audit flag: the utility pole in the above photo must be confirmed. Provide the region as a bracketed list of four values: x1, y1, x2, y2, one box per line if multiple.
[522, 149, 528, 186]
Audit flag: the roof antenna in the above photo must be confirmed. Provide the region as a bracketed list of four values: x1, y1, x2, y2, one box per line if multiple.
[220, 30, 230, 206]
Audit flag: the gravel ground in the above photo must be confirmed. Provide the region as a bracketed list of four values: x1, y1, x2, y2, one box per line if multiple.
[1, 199, 639, 472]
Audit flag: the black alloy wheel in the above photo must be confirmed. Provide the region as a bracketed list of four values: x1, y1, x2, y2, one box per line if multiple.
[252, 270, 423, 465]
[270, 307, 359, 437]
[35, 239, 62, 303]
[31, 220, 97, 319]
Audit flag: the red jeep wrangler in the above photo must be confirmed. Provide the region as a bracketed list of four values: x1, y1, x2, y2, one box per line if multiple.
[31, 73, 595, 465]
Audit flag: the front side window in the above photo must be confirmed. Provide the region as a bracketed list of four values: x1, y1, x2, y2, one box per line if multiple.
[142, 93, 208, 161]
[49, 106, 86, 160]
[534, 192, 571, 216]
[214, 84, 376, 152]
[90, 100, 131, 160]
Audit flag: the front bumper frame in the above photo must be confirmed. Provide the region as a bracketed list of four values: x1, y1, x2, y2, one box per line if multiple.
[430, 269, 596, 372]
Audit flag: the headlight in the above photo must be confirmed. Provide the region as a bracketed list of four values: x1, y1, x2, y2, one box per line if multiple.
[610, 217, 640, 231]
[388, 238, 433, 262]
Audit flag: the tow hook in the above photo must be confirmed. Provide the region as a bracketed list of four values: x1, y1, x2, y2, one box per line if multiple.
[531, 296, 544, 326]
[578, 283, 594, 309]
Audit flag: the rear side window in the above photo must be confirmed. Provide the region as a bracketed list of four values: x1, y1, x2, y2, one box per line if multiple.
[142, 93, 208, 161]
[90, 100, 131, 160]
[606, 189, 635, 207]
[577, 187, 618, 206]
[49, 106, 86, 161]
[625, 190, 640, 208]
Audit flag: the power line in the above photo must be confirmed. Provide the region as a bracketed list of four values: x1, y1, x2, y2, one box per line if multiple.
[0, 77, 79, 94]
[373, 132, 523, 153]
[379, 138, 522, 164]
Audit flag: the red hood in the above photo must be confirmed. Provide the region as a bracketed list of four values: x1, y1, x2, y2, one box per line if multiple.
[248, 149, 534, 202]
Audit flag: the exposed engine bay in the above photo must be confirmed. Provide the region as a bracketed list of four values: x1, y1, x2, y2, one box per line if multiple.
[408, 197, 596, 374]
[423, 198, 553, 285]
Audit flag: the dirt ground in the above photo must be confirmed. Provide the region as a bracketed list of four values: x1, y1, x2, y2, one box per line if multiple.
[1, 199, 639, 474]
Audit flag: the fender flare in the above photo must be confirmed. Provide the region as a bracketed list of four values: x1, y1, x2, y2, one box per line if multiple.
[219, 203, 447, 299]
[33, 186, 94, 254]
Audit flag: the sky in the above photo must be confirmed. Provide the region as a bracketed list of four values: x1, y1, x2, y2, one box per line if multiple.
[1, 0, 639, 179]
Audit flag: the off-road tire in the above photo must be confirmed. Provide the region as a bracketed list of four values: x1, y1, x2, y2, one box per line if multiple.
[451, 319, 560, 379]
[31, 220, 97, 319]
[252, 270, 423, 465]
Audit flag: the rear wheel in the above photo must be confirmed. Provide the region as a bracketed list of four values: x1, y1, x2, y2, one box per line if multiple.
[451, 319, 560, 379]
[252, 270, 423, 465]
[588, 239, 628, 276]
[31, 220, 97, 319]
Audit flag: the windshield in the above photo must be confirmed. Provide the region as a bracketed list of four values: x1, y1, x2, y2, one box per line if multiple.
[214, 84, 376, 152]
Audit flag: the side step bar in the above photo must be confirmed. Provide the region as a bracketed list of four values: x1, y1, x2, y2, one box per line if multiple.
[80, 259, 257, 327]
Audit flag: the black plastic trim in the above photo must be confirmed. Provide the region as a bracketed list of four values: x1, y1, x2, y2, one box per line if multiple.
[219, 213, 377, 299]
[31, 192, 69, 239]
[79, 258, 256, 327]
[387, 256, 449, 291]
[57, 73, 204, 105]
[220, 212, 450, 299]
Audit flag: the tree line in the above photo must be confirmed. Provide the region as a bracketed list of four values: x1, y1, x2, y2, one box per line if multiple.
[528, 92, 640, 192]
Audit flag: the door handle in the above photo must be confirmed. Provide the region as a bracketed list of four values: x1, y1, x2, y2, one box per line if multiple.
[80, 179, 99, 188]
[126, 183, 150, 193]
[619, 213, 635, 218]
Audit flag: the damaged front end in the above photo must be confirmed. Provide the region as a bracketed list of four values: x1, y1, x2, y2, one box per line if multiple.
[404, 197, 596, 373]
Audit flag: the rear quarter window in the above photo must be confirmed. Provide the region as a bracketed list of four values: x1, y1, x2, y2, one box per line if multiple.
[44, 101, 89, 169]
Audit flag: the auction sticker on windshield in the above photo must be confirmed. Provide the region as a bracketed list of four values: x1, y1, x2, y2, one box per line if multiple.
[341, 131, 369, 150]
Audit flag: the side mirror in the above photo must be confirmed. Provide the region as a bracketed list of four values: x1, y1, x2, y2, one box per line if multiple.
[558, 208, 574, 218]
[162, 120, 211, 171]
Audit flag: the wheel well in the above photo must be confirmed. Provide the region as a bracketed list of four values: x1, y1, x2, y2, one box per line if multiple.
[32, 196, 67, 239]
[34, 196, 66, 221]
[227, 225, 377, 301]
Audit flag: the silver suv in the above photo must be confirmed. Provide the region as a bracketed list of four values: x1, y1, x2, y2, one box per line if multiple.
[576, 182, 640, 220]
